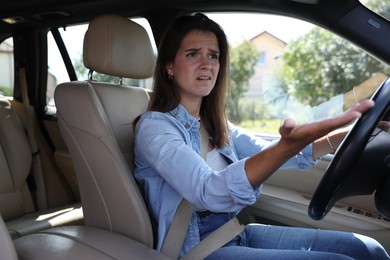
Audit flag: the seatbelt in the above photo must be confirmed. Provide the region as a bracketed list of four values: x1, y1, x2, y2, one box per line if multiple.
[161, 198, 195, 259]
[19, 67, 48, 210]
[161, 123, 245, 259]
[182, 217, 244, 260]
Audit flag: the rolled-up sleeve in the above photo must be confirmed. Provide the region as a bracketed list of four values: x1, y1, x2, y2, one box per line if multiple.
[223, 158, 259, 206]
[136, 114, 258, 213]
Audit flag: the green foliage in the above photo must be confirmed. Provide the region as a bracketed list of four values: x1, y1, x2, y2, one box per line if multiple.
[227, 40, 260, 123]
[238, 118, 281, 134]
[280, 27, 390, 107]
[0, 86, 13, 96]
[73, 56, 140, 86]
[364, 0, 390, 18]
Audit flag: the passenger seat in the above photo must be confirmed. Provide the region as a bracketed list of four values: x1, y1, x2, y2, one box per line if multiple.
[0, 102, 34, 226]
[12, 14, 169, 259]
[0, 96, 83, 239]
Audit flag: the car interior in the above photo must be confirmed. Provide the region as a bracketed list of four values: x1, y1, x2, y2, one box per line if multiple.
[1, 0, 390, 259]
[13, 14, 170, 259]
[0, 73, 83, 240]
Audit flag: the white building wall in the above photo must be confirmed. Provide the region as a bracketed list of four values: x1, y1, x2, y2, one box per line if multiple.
[0, 38, 14, 92]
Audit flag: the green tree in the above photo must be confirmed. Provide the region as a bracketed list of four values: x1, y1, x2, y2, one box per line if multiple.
[228, 40, 259, 123]
[0, 85, 12, 96]
[73, 55, 140, 86]
[280, 27, 390, 107]
[365, 0, 390, 18]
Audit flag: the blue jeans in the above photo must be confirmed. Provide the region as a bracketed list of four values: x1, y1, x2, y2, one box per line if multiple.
[197, 213, 389, 260]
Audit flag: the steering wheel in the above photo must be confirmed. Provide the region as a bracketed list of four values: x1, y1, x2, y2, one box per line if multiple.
[308, 76, 390, 220]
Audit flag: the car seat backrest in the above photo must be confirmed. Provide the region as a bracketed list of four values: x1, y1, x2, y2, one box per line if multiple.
[0, 214, 17, 260]
[0, 95, 83, 239]
[54, 14, 155, 247]
[0, 105, 35, 221]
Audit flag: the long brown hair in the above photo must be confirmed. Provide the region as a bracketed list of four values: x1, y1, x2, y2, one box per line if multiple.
[142, 13, 230, 147]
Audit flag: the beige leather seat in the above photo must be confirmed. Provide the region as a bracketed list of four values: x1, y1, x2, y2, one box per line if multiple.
[0, 97, 82, 239]
[54, 13, 155, 245]
[13, 14, 170, 259]
[0, 215, 17, 260]
[0, 105, 34, 224]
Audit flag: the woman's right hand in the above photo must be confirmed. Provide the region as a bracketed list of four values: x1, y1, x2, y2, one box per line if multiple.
[245, 99, 375, 188]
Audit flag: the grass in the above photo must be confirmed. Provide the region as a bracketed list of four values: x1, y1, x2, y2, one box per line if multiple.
[237, 118, 283, 134]
[0, 86, 13, 96]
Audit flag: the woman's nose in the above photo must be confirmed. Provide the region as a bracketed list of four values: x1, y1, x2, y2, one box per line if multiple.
[200, 57, 212, 70]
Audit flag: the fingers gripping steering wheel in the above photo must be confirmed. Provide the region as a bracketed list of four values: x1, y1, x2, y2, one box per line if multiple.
[309, 76, 390, 220]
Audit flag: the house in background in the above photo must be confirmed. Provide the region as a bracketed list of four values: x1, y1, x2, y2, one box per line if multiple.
[0, 39, 14, 93]
[247, 31, 286, 97]
[0, 38, 58, 103]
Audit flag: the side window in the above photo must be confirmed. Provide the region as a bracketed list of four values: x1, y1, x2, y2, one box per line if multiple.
[46, 17, 155, 111]
[0, 37, 14, 98]
[207, 13, 390, 135]
[47, 24, 87, 111]
[257, 52, 266, 66]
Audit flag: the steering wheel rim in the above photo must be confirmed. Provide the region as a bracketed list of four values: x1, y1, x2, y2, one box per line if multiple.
[308, 76, 390, 220]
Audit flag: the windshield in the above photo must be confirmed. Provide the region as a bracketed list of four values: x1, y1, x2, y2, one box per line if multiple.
[360, 0, 390, 22]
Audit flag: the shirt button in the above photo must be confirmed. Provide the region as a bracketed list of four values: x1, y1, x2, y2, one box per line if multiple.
[226, 149, 232, 155]
[185, 123, 190, 128]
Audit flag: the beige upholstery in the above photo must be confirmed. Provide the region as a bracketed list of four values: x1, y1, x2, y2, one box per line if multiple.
[6, 203, 83, 239]
[54, 14, 155, 248]
[0, 102, 83, 239]
[0, 107, 34, 221]
[14, 226, 169, 260]
[0, 215, 17, 260]
[13, 14, 164, 259]
[83, 14, 155, 79]
[14, 15, 158, 259]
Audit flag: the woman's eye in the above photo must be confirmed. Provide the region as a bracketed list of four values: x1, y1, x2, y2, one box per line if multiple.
[209, 53, 219, 60]
[187, 52, 197, 57]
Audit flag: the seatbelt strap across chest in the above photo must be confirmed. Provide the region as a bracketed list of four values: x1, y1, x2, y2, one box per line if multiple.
[161, 123, 245, 259]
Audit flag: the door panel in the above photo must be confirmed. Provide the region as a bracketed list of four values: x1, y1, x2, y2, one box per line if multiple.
[241, 155, 390, 252]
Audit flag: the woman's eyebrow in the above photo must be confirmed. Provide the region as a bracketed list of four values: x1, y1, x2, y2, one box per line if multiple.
[184, 47, 200, 53]
[184, 48, 219, 54]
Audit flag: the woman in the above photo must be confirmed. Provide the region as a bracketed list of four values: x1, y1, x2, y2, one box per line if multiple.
[134, 13, 389, 259]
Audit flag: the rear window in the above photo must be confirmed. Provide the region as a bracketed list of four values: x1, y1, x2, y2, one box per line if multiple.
[0, 37, 14, 97]
[47, 17, 155, 112]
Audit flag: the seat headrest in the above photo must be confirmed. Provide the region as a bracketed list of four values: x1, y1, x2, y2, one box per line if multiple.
[83, 14, 155, 79]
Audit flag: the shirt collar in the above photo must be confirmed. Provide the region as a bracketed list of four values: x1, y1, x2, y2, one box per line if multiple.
[169, 104, 200, 130]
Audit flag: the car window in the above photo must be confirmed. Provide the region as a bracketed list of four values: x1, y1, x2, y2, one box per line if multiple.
[46, 17, 155, 111]
[47, 13, 390, 135]
[0, 37, 14, 98]
[205, 12, 390, 135]
[360, 0, 390, 22]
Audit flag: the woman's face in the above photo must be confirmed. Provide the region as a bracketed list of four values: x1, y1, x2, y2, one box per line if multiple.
[167, 30, 220, 104]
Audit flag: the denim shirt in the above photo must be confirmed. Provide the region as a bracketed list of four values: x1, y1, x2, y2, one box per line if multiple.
[134, 104, 317, 257]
